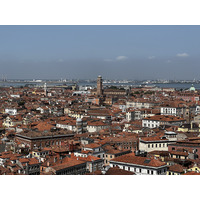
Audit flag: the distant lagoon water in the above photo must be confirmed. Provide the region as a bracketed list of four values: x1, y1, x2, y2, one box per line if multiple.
[0, 81, 199, 90]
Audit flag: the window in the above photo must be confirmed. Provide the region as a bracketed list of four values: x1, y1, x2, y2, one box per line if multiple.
[152, 144, 154, 148]
[151, 171, 153, 175]
[148, 144, 150, 148]
[159, 144, 161, 147]
[147, 170, 149, 174]
[139, 169, 141, 173]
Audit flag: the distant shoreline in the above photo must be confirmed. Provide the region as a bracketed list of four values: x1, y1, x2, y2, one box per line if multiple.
[0, 81, 198, 90]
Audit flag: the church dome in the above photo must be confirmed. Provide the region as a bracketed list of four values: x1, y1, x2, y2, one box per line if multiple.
[189, 84, 196, 91]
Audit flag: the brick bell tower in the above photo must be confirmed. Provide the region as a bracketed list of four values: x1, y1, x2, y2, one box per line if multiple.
[97, 75, 103, 96]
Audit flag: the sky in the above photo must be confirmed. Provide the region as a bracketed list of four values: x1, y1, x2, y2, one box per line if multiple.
[0, 25, 200, 80]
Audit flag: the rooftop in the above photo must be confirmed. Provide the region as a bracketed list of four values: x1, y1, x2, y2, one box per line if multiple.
[110, 153, 167, 168]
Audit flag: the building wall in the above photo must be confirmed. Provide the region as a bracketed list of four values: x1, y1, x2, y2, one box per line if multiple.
[126, 112, 135, 122]
[142, 119, 184, 128]
[104, 91, 126, 96]
[167, 171, 180, 175]
[15, 135, 73, 150]
[87, 125, 109, 132]
[5, 108, 17, 115]
[110, 162, 167, 175]
[27, 164, 40, 175]
[187, 166, 200, 172]
[171, 154, 187, 160]
[126, 102, 152, 109]
[168, 144, 200, 159]
[104, 154, 115, 166]
[161, 107, 177, 116]
[55, 163, 87, 175]
[139, 141, 168, 152]
[104, 151, 131, 166]
[88, 160, 104, 172]
[32, 150, 49, 158]
[83, 147, 105, 159]
[56, 123, 76, 131]
[142, 120, 160, 128]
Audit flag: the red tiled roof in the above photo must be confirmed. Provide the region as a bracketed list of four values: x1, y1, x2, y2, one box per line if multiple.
[183, 171, 200, 175]
[111, 153, 167, 167]
[51, 158, 86, 171]
[84, 143, 101, 149]
[143, 115, 185, 122]
[168, 164, 184, 173]
[35, 122, 54, 131]
[105, 167, 135, 175]
[76, 155, 102, 162]
[169, 151, 189, 156]
[141, 136, 168, 142]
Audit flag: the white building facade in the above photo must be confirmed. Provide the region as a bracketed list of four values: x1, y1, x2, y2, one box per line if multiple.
[110, 157, 168, 175]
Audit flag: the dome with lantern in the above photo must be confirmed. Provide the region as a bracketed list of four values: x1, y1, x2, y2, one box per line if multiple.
[189, 84, 196, 91]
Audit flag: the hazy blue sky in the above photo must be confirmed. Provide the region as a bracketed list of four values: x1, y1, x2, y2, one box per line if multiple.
[0, 25, 200, 80]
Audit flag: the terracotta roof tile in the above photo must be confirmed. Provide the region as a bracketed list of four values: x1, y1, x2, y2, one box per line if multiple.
[111, 153, 167, 167]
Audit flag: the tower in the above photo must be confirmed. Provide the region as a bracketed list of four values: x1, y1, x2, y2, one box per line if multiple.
[44, 83, 47, 96]
[76, 118, 83, 134]
[97, 75, 103, 96]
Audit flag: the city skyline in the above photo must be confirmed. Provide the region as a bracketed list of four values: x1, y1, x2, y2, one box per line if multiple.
[0, 25, 200, 80]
